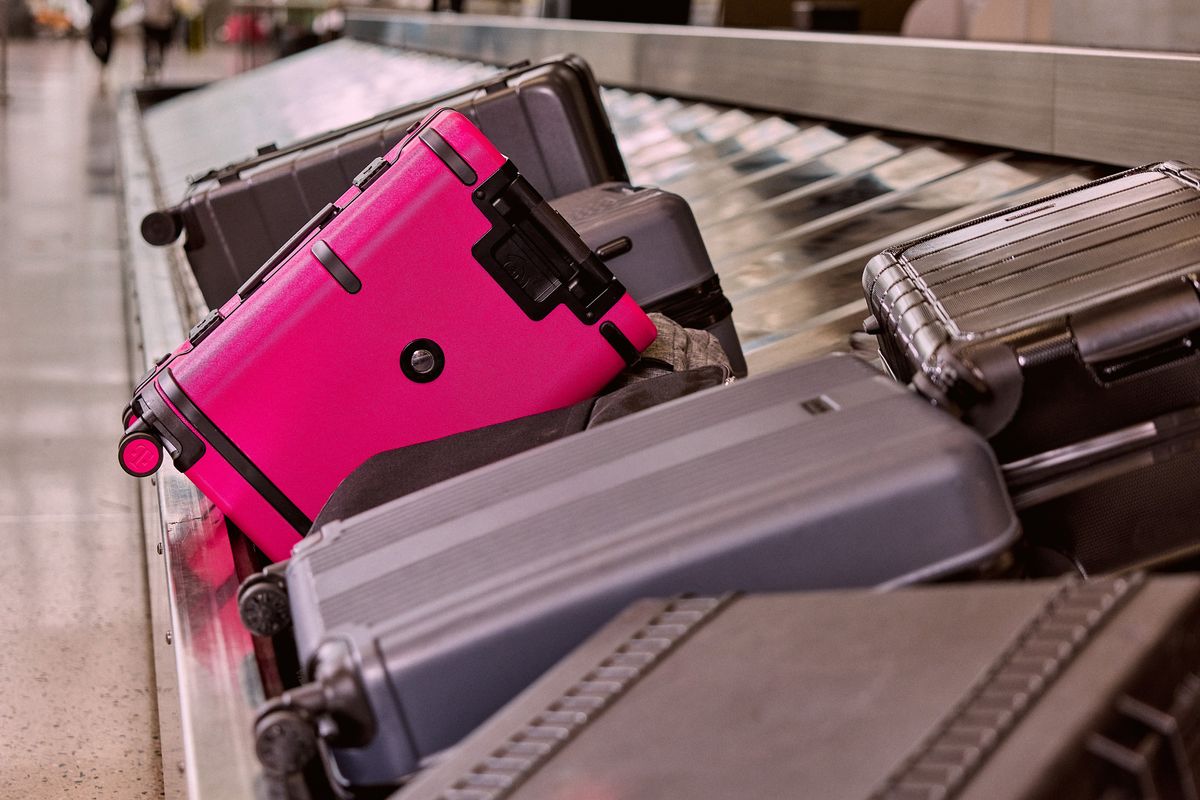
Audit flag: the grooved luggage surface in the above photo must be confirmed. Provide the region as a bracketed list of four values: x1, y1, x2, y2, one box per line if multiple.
[285, 354, 1017, 784]
[395, 576, 1200, 800]
[874, 165, 1200, 346]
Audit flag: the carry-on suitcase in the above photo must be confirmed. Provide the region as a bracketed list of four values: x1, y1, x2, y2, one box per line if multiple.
[250, 353, 1018, 790]
[395, 574, 1200, 800]
[140, 56, 629, 309]
[550, 182, 747, 376]
[117, 109, 656, 562]
[863, 161, 1200, 571]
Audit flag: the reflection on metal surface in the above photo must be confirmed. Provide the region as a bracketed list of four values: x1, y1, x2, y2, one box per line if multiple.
[594, 85, 1105, 370]
[118, 91, 266, 800]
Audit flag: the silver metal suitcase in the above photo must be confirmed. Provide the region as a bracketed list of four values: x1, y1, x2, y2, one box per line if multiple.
[863, 161, 1200, 572]
[252, 354, 1018, 791]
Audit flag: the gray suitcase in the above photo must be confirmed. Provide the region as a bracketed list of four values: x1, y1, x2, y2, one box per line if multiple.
[396, 574, 1200, 800]
[252, 354, 1018, 791]
[550, 182, 746, 375]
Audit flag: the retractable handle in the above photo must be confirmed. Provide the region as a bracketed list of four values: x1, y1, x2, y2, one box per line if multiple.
[485, 169, 616, 308]
[187, 58, 537, 187]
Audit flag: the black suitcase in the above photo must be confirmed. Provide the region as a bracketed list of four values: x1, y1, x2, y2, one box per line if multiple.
[863, 161, 1200, 571]
[249, 354, 1018, 791]
[140, 56, 628, 309]
[396, 574, 1200, 800]
[550, 182, 746, 375]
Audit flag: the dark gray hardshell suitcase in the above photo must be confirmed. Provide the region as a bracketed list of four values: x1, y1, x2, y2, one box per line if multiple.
[550, 182, 746, 375]
[396, 575, 1200, 800]
[863, 161, 1200, 571]
[253, 354, 1018, 790]
[142, 56, 628, 308]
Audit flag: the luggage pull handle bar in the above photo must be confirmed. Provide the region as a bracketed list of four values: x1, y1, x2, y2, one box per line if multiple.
[1003, 403, 1200, 508]
[188, 59, 536, 187]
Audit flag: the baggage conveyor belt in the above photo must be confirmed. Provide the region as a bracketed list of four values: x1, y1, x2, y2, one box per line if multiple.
[122, 35, 1109, 800]
[136, 38, 1106, 376]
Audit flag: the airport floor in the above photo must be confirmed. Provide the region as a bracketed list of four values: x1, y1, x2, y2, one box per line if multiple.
[0, 37, 233, 799]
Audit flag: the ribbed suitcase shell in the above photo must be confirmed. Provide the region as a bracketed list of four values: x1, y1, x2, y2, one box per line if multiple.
[550, 182, 746, 375]
[275, 353, 1018, 788]
[397, 575, 1200, 800]
[863, 160, 1200, 456]
[150, 56, 627, 309]
[864, 161, 1200, 572]
[120, 109, 654, 561]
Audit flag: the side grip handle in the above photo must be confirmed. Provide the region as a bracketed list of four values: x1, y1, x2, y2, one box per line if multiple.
[1071, 276, 1200, 382]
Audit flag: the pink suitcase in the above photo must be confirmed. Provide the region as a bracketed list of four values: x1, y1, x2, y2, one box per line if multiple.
[118, 109, 656, 561]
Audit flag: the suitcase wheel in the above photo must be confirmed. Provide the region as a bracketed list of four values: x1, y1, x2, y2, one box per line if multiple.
[255, 708, 318, 776]
[139, 209, 183, 246]
[118, 432, 164, 477]
[237, 572, 291, 637]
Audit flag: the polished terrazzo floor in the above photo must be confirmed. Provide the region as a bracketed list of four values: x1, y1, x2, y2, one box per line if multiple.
[0, 37, 233, 798]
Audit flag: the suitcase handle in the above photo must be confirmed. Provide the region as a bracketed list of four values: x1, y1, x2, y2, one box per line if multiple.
[472, 162, 624, 324]
[1070, 275, 1200, 382]
[187, 59, 537, 187]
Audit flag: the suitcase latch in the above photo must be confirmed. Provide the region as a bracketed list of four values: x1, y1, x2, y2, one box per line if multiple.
[351, 157, 389, 192]
[188, 309, 223, 346]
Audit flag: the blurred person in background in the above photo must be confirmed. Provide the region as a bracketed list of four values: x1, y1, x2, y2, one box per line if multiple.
[142, 0, 177, 80]
[86, 0, 117, 72]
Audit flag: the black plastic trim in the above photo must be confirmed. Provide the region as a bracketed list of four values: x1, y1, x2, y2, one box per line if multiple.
[159, 368, 312, 534]
[471, 160, 625, 325]
[138, 381, 206, 471]
[351, 156, 389, 192]
[188, 308, 224, 346]
[600, 321, 640, 367]
[312, 240, 362, 294]
[643, 274, 734, 331]
[419, 128, 477, 186]
[595, 236, 633, 261]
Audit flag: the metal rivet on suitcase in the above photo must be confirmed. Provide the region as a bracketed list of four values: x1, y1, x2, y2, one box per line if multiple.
[400, 339, 445, 383]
